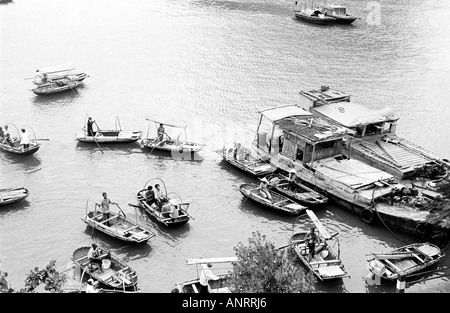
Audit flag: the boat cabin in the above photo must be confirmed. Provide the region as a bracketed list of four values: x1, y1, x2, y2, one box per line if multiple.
[322, 5, 347, 17]
[298, 86, 398, 139]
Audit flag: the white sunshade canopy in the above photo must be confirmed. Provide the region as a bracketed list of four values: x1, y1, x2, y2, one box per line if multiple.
[36, 63, 75, 74]
[258, 105, 313, 122]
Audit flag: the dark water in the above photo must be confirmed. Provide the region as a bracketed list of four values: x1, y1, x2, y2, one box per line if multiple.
[1, 0, 449, 293]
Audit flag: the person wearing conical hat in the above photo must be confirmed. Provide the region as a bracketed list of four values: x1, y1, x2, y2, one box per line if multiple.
[257, 177, 272, 202]
[288, 168, 297, 189]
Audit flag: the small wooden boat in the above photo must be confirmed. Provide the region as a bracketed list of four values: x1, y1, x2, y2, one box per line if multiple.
[134, 178, 192, 226]
[82, 201, 156, 244]
[239, 183, 307, 215]
[31, 63, 89, 85]
[0, 124, 41, 156]
[219, 144, 277, 177]
[265, 173, 328, 206]
[288, 210, 349, 281]
[141, 119, 204, 153]
[0, 187, 28, 206]
[367, 243, 444, 280]
[175, 257, 237, 293]
[32, 80, 83, 95]
[71, 245, 138, 291]
[75, 116, 142, 144]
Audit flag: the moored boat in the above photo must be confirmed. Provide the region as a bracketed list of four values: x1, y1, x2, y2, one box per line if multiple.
[218, 143, 277, 177]
[288, 210, 349, 281]
[175, 257, 237, 293]
[30, 63, 89, 87]
[82, 201, 156, 244]
[367, 242, 444, 280]
[75, 116, 142, 144]
[265, 172, 328, 207]
[71, 245, 138, 291]
[320, 4, 358, 24]
[0, 187, 28, 206]
[255, 105, 450, 240]
[141, 119, 204, 154]
[134, 178, 192, 227]
[239, 182, 307, 215]
[32, 80, 83, 95]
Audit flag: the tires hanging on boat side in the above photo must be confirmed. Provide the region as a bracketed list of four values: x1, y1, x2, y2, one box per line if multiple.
[361, 207, 375, 224]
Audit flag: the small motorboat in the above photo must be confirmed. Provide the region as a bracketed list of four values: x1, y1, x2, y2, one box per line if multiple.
[239, 183, 307, 215]
[82, 200, 156, 244]
[287, 210, 349, 281]
[293, 7, 336, 25]
[367, 243, 444, 280]
[0, 187, 29, 206]
[71, 245, 138, 291]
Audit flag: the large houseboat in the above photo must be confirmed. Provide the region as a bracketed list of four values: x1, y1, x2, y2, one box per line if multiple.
[253, 105, 450, 242]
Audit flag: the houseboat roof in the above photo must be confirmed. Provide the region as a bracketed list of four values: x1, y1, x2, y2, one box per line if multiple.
[312, 101, 398, 128]
[300, 87, 350, 104]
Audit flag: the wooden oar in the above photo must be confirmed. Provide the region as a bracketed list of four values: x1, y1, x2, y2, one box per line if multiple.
[276, 239, 306, 251]
[128, 203, 141, 209]
[115, 203, 126, 218]
[36, 138, 50, 141]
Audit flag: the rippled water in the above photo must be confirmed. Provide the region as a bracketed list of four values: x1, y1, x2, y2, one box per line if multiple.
[1, 0, 449, 293]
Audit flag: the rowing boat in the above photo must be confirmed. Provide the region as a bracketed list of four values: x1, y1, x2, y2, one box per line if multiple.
[76, 117, 142, 144]
[367, 243, 444, 280]
[32, 80, 83, 95]
[82, 202, 156, 244]
[265, 173, 328, 206]
[239, 183, 307, 215]
[288, 210, 349, 281]
[0, 124, 41, 156]
[0, 187, 28, 206]
[72, 245, 138, 291]
[134, 178, 192, 226]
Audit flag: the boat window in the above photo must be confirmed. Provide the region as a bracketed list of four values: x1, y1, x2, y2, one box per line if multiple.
[382, 122, 393, 133]
[365, 123, 383, 136]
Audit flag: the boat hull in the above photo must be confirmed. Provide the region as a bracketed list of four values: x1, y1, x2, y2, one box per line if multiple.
[72, 246, 138, 291]
[32, 81, 82, 95]
[82, 211, 155, 244]
[76, 130, 142, 144]
[239, 183, 307, 215]
[0, 187, 29, 206]
[294, 12, 336, 25]
[0, 142, 40, 155]
[141, 138, 203, 153]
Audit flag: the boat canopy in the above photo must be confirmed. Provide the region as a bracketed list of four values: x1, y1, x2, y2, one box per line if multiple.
[145, 118, 187, 129]
[36, 63, 75, 74]
[258, 105, 313, 122]
[312, 101, 397, 128]
[322, 5, 346, 15]
[303, 8, 323, 16]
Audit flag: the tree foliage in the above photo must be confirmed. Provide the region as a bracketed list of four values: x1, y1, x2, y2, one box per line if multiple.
[227, 231, 316, 293]
[20, 260, 67, 293]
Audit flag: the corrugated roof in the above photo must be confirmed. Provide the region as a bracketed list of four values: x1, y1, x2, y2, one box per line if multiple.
[313, 101, 397, 127]
[258, 105, 313, 122]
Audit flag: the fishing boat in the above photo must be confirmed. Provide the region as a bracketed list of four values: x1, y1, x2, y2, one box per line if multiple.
[75, 116, 142, 144]
[141, 119, 204, 154]
[265, 173, 328, 207]
[71, 245, 138, 291]
[133, 178, 192, 226]
[298, 86, 450, 180]
[218, 143, 277, 177]
[254, 105, 450, 240]
[288, 210, 349, 280]
[0, 124, 41, 156]
[0, 187, 28, 206]
[239, 182, 307, 215]
[367, 243, 444, 280]
[82, 200, 156, 244]
[293, 1, 336, 25]
[175, 257, 237, 293]
[320, 4, 358, 24]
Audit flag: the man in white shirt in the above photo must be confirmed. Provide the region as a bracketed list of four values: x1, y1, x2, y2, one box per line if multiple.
[87, 243, 103, 273]
[20, 128, 30, 150]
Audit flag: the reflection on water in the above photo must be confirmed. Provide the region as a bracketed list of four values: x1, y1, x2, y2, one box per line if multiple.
[0, 199, 30, 216]
[31, 87, 84, 107]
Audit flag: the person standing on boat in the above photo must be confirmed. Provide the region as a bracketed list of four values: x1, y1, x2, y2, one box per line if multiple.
[0, 127, 4, 140]
[304, 227, 319, 261]
[96, 192, 116, 227]
[287, 168, 297, 190]
[19, 128, 30, 150]
[87, 117, 96, 137]
[157, 123, 165, 143]
[154, 184, 165, 207]
[87, 243, 104, 273]
[257, 177, 273, 202]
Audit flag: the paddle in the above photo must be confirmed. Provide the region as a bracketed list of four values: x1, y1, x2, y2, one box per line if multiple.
[90, 121, 104, 154]
[36, 138, 50, 141]
[114, 203, 126, 218]
[276, 239, 306, 251]
[128, 203, 141, 209]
